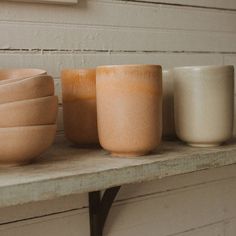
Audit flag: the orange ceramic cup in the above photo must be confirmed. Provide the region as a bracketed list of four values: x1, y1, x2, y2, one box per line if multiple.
[61, 69, 99, 145]
[96, 64, 162, 157]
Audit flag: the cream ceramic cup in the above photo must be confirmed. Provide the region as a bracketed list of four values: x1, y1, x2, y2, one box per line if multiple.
[173, 65, 234, 147]
[162, 70, 176, 139]
[61, 69, 99, 145]
[96, 64, 162, 157]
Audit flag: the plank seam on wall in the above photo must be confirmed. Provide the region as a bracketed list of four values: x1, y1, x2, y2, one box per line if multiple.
[1, 174, 236, 226]
[1, 1, 236, 34]
[2, 20, 236, 34]
[1, 49, 236, 54]
[1, 199, 236, 235]
[0, 207, 81, 226]
[115, 0, 236, 12]
[111, 175, 236, 207]
[161, 219, 226, 236]
[2, 0, 236, 12]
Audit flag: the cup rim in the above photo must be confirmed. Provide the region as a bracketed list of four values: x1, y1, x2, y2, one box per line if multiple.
[96, 64, 162, 70]
[173, 65, 234, 72]
[61, 68, 96, 73]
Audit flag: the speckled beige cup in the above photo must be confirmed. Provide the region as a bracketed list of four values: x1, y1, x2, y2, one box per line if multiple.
[61, 69, 99, 145]
[96, 64, 162, 157]
[173, 65, 234, 147]
[162, 70, 176, 139]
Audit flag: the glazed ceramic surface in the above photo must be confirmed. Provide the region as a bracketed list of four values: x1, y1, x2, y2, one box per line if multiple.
[173, 65, 234, 147]
[61, 69, 98, 145]
[0, 75, 54, 104]
[0, 124, 56, 165]
[162, 70, 176, 139]
[96, 64, 162, 157]
[0, 96, 58, 127]
[0, 68, 46, 85]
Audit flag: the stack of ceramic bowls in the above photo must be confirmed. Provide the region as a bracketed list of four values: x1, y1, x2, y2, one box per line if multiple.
[0, 69, 58, 165]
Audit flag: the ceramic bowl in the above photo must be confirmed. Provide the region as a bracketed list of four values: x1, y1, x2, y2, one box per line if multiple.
[0, 75, 54, 104]
[162, 70, 176, 139]
[0, 68, 46, 85]
[0, 96, 58, 127]
[96, 64, 162, 157]
[173, 65, 234, 147]
[0, 124, 56, 165]
[61, 68, 99, 145]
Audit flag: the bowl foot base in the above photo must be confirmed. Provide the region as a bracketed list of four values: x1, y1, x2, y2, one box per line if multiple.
[111, 151, 149, 157]
[187, 142, 222, 148]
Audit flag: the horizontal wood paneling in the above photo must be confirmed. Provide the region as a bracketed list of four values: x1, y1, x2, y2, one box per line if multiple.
[0, 1, 236, 33]
[1, 23, 236, 52]
[1, 164, 236, 236]
[1, 164, 236, 225]
[176, 222, 224, 236]
[136, 0, 236, 10]
[225, 217, 236, 236]
[0, 52, 224, 76]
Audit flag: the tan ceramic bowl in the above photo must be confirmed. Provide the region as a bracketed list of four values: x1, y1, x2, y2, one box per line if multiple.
[0, 75, 54, 104]
[0, 124, 56, 165]
[61, 68, 99, 145]
[173, 65, 234, 147]
[0, 96, 58, 127]
[96, 64, 162, 157]
[0, 68, 46, 85]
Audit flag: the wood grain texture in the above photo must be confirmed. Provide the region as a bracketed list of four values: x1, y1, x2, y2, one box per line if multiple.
[0, 52, 223, 76]
[134, 0, 236, 10]
[0, 1, 235, 32]
[2, 164, 236, 225]
[1, 23, 236, 52]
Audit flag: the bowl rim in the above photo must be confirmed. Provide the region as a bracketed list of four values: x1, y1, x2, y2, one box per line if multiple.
[0, 95, 58, 106]
[172, 65, 234, 72]
[0, 74, 53, 87]
[0, 68, 46, 80]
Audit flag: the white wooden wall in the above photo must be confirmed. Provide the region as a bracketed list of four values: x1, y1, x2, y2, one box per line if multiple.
[1, 164, 236, 236]
[0, 0, 236, 235]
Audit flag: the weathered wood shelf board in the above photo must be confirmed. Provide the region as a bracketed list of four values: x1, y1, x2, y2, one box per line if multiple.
[1, 138, 236, 208]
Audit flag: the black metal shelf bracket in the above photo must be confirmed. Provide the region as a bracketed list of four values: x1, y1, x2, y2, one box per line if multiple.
[89, 186, 121, 236]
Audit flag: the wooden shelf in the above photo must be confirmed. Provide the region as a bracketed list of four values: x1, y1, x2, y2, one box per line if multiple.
[1, 138, 236, 208]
